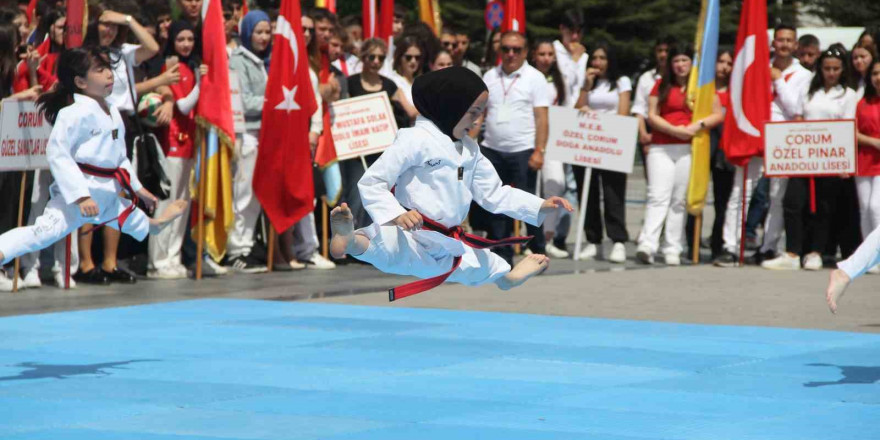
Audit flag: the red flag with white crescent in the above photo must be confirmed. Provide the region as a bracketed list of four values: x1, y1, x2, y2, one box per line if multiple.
[721, 0, 771, 166]
[502, 0, 525, 33]
[254, 0, 318, 232]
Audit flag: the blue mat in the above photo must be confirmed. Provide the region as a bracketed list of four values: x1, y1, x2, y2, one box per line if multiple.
[0, 299, 877, 439]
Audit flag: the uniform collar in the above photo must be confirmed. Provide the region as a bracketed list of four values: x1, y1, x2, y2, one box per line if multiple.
[415, 116, 477, 154]
[73, 93, 112, 114]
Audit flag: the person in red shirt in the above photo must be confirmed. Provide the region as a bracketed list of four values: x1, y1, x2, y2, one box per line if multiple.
[13, 7, 66, 94]
[636, 43, 722, 265]
[854, 59, 880, 273]
[147, 20, 206, 279]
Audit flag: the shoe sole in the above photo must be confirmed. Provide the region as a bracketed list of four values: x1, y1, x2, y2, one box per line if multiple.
[635, 251, 652, 264]
[232, 267, 268, 274]
[713, 261, 737, 268]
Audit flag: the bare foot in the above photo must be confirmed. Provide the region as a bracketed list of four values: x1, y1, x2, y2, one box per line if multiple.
[149, 199, 188, 234]
[496, 254, 550, 290]
[826, 269, 851, 314]
[330, 203, 356, 258]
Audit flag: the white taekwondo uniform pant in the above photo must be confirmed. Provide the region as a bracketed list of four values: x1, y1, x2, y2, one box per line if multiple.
[354, 223, 511, 286]
[19, 170, 79, 276]
[0, 176, 150, 266]
[839, 224, 880, 280]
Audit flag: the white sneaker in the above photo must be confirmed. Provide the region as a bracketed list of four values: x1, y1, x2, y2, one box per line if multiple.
[608, 242, 626, 264]
[523, 248, 534, 256]
[635, 246, 654, 265]
[578, 243, 597, 260]
[664, 252, 681, 266]
[147, 267, 187, 280]
[803, 253, 823, 271]
[761, 253, 801, 271]
[305, 252, 336, 270]
[201, 256, 228, 276]
[868, 264, 880, 275]
[0, 270, 13, 292]
[171, 263, 189, 278]
[289, 260, 306, 270]
[53, 271, 76, 289]
[22, 268, 42, 288]
[545, 243, 570, 259]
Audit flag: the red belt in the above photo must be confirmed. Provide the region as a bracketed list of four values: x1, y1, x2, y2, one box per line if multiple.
[77, 162, 138, 231]
[388, 215, 533, 302]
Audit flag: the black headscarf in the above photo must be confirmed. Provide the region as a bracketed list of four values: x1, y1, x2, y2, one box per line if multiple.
[412, 66, 488, 141]
[165, 20, 200, 72]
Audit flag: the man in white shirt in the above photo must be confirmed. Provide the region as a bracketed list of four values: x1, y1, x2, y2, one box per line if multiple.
[714, 24, 813, 267]
[479, 31, 551, 264]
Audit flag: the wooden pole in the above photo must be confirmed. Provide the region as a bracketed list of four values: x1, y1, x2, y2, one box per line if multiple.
[267, 226, 276, 272]
[692, 215, 701, 264]
[513, 220, 521, 254]
[12, 172, 26, 293]
[322, 198, 329, 259]
[195, 130, 207, 280]
[64, 234, 71, 289]
[738, 162, 749, 266]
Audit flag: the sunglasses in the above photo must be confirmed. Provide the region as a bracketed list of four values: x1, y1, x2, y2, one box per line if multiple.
[501, 45, 524, 54]
[404, 54, 421, 62]
[825, 48, 845, 58]
[223, 12, 232, 20]
[443, 41, 459, 49]
[302, 26, 314, 33]
[367, 54, 386, 62]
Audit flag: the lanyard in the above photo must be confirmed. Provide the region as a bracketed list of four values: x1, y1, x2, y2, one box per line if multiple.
[499, 68, 520, 103]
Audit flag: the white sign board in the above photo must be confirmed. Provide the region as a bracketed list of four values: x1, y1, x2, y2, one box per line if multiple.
[330, 92, 398, 161]
[228, 72, 246, 134]
[545, 106, 638, 174]
[764, 120, 856, 177]
[0, 99, 51, 171]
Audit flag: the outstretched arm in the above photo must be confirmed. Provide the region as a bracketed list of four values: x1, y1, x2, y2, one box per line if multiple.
[470, 152, 546, 226]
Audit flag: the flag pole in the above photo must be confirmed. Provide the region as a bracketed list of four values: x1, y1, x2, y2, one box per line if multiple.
[267, 224, 276, 272]
[12, 171, 27, 293]
[360, 155, 368, 172]
[322, 197, 329, 259]
[573, 167, 592, 261]
[692, 214, 701, 263]
[196, 129, 207, 280]
[64, 234, 71, 289]
[738, 162, 748, 266]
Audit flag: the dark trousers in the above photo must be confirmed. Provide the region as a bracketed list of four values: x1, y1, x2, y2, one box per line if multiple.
[340, 153, 381, 229]
[784, 177, 840, 255]
[745, 177, 770, 239]
[574, 166, 628, 244]
[710, 167, 735, 258]
[481, 147, 545, 263]
[824, 178, 861, 259]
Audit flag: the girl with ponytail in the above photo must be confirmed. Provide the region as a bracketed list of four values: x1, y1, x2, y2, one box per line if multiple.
[0, 48, 187, 269]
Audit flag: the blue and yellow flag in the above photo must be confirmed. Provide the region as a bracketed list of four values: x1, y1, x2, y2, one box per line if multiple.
[191, 127, 234, 262]
[686, 0, 720, 215]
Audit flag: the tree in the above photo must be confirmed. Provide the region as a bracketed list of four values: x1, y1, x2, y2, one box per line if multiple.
[800, 0, 880, 28]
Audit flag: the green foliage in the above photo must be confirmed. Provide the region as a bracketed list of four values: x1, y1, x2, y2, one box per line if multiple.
[799, 0, 880, 27]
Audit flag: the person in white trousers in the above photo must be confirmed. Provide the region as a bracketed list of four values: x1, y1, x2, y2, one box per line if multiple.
[854, 59, 880, 274]
[636, 44, 723, 265]
[714, 24, 812, 267]
[148, 21, 204, 279]
[18, 170, 80, 288]
[226, 11, 271, 273]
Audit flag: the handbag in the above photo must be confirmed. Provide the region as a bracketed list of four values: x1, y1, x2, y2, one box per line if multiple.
[125, 56, 171, 200]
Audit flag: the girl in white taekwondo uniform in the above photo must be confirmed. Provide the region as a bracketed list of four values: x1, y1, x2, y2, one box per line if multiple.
[328, 67, 573, 299]
[0, 48, 186, 267]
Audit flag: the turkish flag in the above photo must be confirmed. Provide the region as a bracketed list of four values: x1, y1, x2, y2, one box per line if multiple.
[254, 0, 318, 233]
[721, 0, 771, 166]
[363, 0, 377, 39]
[198, 0, 235, 140]
[379, 0, 394, 42]
[503, 0, 526, 33]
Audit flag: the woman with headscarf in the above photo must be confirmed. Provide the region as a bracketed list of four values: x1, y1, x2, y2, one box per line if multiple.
[147, 20, 207, 279]
[328, 67, 572, 297]
[226, 10, 272, 274]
